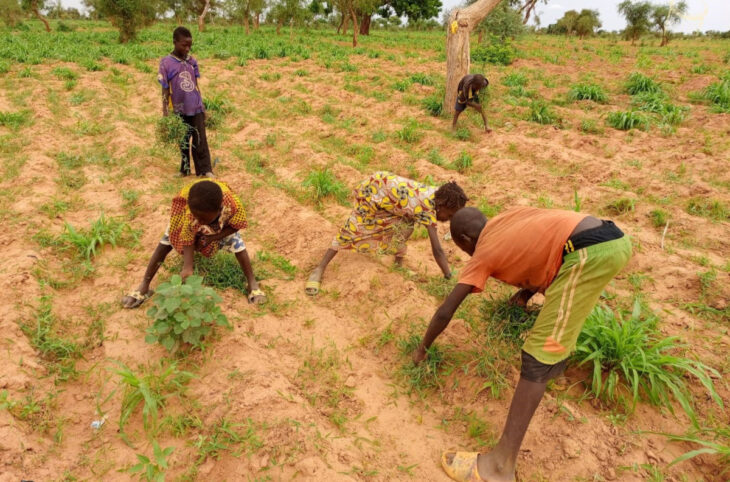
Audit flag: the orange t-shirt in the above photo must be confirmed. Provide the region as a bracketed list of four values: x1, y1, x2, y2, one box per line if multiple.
[458, 207, 586, 293]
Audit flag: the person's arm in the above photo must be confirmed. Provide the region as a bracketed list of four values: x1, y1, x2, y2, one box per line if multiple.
[427, 224, 451, 278]
[413, 283, 474, 363]
[181, 244, 195, 280]
[162, 87, 170, 117]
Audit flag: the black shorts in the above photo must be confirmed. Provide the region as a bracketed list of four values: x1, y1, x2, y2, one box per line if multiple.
[455, 101, 468, 113]
[520, 350, 567, 383]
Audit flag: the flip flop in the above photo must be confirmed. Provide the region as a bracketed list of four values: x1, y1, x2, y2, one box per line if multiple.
[441, 452, 516, 482]
[248, 289, 266, 304]
[442, 452, 483, 482]
[305, 280, 320, 296]
[121, 290, 153, 309]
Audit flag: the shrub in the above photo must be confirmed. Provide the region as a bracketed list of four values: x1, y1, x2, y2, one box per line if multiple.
[502, 72, 528, 87]
[573, 301, 722, 424]
[471, 40, 516, 66]
[568, 83, 608, 103]
[156, 115, 188, 146]
[145, 275, 230, 353]
[527, 100, 559, 125]
[625, 72, 662, 95]
[302, 167, 349, 205]
[606, 110, 649, 131]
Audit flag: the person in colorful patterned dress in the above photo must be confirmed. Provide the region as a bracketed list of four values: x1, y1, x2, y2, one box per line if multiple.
[305, 172, 468, 296]
[121, 180, 265, 308]
[159, 26, 214, 177]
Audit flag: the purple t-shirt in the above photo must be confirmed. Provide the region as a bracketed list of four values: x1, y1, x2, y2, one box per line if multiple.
[158, 54, 205, 116]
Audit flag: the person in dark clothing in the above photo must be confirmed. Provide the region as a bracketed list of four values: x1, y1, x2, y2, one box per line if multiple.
[453, 74, 491, 133]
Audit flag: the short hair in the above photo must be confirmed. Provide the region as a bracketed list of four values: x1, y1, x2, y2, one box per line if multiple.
[188, 181, 223, 213]
[173, 26, 192, 42]
[450, 207, 487, 240]
[434, 181, 468, 210]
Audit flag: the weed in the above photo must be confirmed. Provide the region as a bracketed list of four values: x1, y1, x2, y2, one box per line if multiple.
[59, 214, 137, 260]
[604, 198, 635, 215]
[478, 296, 538, 348]
[451, 150, 473, 173]
[568, 83, 608, 103]
[686, 198, 728, 222]
[393, 79, 411, 92]
[202, 93, 233, 130]
[397, 334, 451, 395]
[371, 130, 387, 143]
[146, 275, 230, 353]
[0, 110, 31, 130]
[477, 198, 503, 218]
[302, 167, 349, 205]
[666, 427, 730, 469]
[156, 115, 188, 146]
[572, 190, 582, 212]
[700, 76, 730, 113]
[502, 72, 528, 87]
[572, 301, 722, 424]
[51, 66, 78, 81]
[422, 95, 443, 116]
[409, 73, 435, 86]
[606, 110, 649, 131]
[579, 118, 603, 134]
[527, 100, 559, 125]
[452, 127, 471, 141]
[427, 148, 444, 166]
[396, 119, 423, 143]
[194, 418, 262, 462]
[116, 360, 195, 436]
[649, 209, 668, 228]
[128, 440, 174, 481]
[625, 72, 662, 95]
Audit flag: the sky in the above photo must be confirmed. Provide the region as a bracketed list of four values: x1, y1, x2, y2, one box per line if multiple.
[58, 0, 730, 33]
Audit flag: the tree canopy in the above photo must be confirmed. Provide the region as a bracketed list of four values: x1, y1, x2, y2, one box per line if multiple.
[651, 1, 687, 45]
[618, 0, 652, 44]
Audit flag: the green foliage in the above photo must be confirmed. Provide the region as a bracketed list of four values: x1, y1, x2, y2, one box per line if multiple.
[667, 427, 730, 469]
[88, 0, 160, 43]
[409, 73, 435, 86]
[145, 275, 230, 353]
[59, 214, 137, 260]
[0, 110, 32, 130]
[452, 127, 471, 141]
[568, 83, 608, 103]
[572, 189, 582, 212]
[700, 76, 730, 113]
[421, 95, 443, 116]
[474, 2, 524, 40]
[686, 198, 729, 221]
[606, 110, 649, 131]
[395, 119, 423, 143]
[604, 197, 636, 215]
[478, 296, 538, 348]
[527, 100, 559, 125]
[649, 208, 668, 227]
[573, 301, 722, 424]
[191, 252, 246, 292]
[632, 91, 687, 125]
[501, 72, 528, 87]
[618, 0, 652, 43]
[128, 440, 174, 482]
[625, 72, 662, 95]
[471, 38, 516, 66]
[579, 118, 603, 134]
[452, 150, 473, 172]
[397, 334, 450, 395]
[302, 167, 349, 205]
[193, 418, 262, 463]
[156, 115, 188, 146]
[203, 93, 233, 130]
[116, 360, 195, 435]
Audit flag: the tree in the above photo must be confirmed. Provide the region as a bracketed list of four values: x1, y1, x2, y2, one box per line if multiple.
[574, 9, 600, 39]
[516, 0, 547, 24]
[389, 0, 441, 23]
[555, 9, 578, 35]
[651, 1, 687, 46]
[444, 0, 503, 115]
[224, 0, 264, 33]
[618, 0, 652, 45]
[85, 0, 161, 42]
[0, 0, 23, 27]
[471, 1, 523, 43]
[270, 0, 311, 36]
[21, 0, 50, 32]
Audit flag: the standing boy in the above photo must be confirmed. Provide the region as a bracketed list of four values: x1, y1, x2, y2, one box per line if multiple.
[159, 26, 214, 177]
[453, 74, 491, 134]
[413, 206, 631, 482]
[121, 179, 265, 308]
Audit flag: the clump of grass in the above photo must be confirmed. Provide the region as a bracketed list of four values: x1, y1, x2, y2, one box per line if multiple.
[422, 95, 443, 117]
[700, 76, 730, 113]
[116, 361, 195, 436]
[193, 418, 262, 463]
[0, 110, 32, 130]
[452, 150, 473, 172]
[568, 83, 608, 103]
[686, 198, 728, 222]
[604, 198, 636, 215]
[51, 66, 78, 81]
[395, 119, 423, 143]
[426, 148, 444, 166]
[649, 208, 668, 228]
[156, 115, 188, 146]
[633, 91, 687, 125]
[452, 127, 471, 141]
[191, 252, 247, 292]
[302, 167, 349, 205]
[502, 72, 528, 87]
[59, 214, 137, 260]
[573, 301, 722, 425]
[203, 93, 233, 130]
[478, 295, 538, 348]
[397, 334, 451, 395]
[579, 119, 603, 134]
[606, 110, 649, 131]
[625, 72, 662, 95]
[409, 73, 435, 86]
[527, 100, 559, 125]
[667, 427, 730, 469]
[393, 79, 411, 92]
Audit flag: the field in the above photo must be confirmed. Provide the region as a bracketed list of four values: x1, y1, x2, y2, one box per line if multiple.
[0, 20, 729, 481]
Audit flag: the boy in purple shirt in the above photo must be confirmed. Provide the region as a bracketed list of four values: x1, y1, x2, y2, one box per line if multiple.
[158, 26, 214, 178]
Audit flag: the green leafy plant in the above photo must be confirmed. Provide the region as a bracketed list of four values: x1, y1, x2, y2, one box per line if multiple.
[203, 92, 233, 129]
[478, 295, 538, 348]
[625, 72, 662, 95]
[156, 115, 188, 146]
[452, 127, 471, 141]
[568, 83, 608, 103]
[0, 110, 32, 130]
[649, 209, 668, 228]
[572, 301, 722, 424]
[116, 361, 195, 436]
[128, 440, 174, 481]
[397, 334, 452, 395]
[409, 73, 435, 86]
[471, 38, 516, 65]
[686, 197, 729, 222]
[59, 214, 137, 260]
[145, 275, 230, 353]
[606, 110, 649, 131]
[302, 167, 349, 205]
[700, 75, 730, 113]
[395, 119, 423, 143]
[502, 72, 528, 87]
[573, 189, 582, 212]
[422, 95, 443, 116]
[452, 150, 473, 172]
[667, 427, 730, 470]
[604, 197, 636, 215]
[528, 100, 559, 125]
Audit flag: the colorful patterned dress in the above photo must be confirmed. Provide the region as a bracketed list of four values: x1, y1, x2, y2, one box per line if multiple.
[163, 179, 248, 257]
[332, 172, 437, 255]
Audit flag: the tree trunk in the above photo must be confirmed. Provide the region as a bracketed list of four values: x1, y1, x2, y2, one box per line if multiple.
[277, 20, 282, 35]
[290, 19, 294, 40]
[350, 7, 358, 47]
[254, 14, 260, 29]
[32, 1, 51, 32]
[198, 0, 211, 32]
[520, 0, 538, 25]
[244, 11, 250, 34]
[337, 13, 344, 34]
[477, 29, 483, 44]
[342, 13, 349, 35]
[660, 27, 667, 46]
[444, 0, 503, 115]
[360, 14, 371, 35]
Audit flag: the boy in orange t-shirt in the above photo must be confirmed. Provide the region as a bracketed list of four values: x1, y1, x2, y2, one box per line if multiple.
[413, 206, 631, 482]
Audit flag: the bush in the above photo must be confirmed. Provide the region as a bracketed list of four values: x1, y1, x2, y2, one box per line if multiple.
[568, 83, 608, 103]
[606, 110, 649, 131]
[145, 275, 230, 353]
[625, 72, 662, 95]
[573, 301, 722, 424]
[471, 40, 516, 66]
[156, 115, 188, 146]
[527, 100, 559, 125]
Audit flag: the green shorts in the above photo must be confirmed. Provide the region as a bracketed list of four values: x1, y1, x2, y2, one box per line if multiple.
[522, 236, 632, 365]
